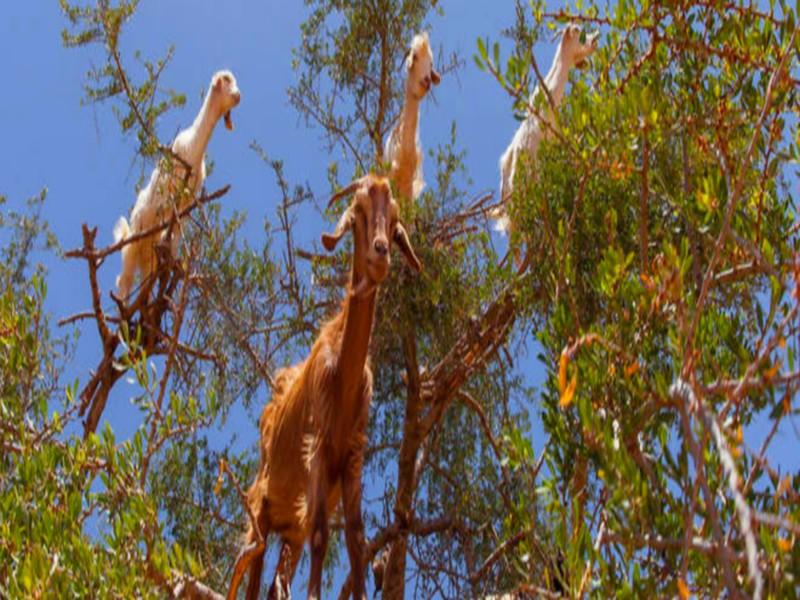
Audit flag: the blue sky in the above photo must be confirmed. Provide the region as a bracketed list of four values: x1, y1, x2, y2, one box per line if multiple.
[2, 1, 798, 596]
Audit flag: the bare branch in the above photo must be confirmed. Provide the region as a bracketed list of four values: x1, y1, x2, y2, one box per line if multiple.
[671, 379, 741, 596]
[469, 529, 531, 584]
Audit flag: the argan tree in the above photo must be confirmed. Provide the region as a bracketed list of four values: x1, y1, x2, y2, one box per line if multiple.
[1, 1, 798, 599]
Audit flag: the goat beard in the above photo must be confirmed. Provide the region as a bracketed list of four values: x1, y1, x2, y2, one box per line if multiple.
[224, 111, 234, 130]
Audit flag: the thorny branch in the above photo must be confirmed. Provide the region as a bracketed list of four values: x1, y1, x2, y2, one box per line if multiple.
[64, 186, 229, 436]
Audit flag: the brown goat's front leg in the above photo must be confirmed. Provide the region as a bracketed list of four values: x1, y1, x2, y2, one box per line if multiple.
[233, 489, 269, 600]
[307, 461, 330, 600]
[243, 545, 266, 600]
[342, 453, 366, 600]
[268, 539, 302, 600]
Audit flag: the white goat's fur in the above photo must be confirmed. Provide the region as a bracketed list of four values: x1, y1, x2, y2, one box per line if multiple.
[384, 32, 440, 205]
[496, 26, 598, 233]
[114, 70, 241, 299]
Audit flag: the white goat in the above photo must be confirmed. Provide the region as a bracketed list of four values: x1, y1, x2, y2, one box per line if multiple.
[496, 25, 598, 233]
[114, 70, 241, 299]
[384, 32, 440, 206]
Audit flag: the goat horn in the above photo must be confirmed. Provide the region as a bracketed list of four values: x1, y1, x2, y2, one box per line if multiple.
[327, 178, 363, 209]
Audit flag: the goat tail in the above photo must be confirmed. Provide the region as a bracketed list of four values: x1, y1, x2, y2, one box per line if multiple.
[491, 207, 510, 234]
[113, 216, 131, 245]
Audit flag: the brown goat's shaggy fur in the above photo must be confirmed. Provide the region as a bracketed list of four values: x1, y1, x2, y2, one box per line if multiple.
[228, 175, 422, 600]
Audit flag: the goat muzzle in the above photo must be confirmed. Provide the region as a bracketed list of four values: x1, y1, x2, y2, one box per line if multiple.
[373, 238, 388, 257]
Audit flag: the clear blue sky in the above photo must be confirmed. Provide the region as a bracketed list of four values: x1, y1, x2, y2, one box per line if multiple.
[2, 1, 797, 596]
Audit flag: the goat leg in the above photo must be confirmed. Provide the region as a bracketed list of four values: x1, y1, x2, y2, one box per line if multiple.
[307, 468, 330, 600]
[342, 456, 367, 600]
[268, 540, 301, 600]
[227, 540, 265, 600]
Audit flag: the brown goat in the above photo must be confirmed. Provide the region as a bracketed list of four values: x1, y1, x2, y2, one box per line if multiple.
[227, 174, 422, 600]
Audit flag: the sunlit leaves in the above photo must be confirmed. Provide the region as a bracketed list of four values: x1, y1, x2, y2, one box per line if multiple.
[480, 0, 799, 595]
[558, 349, 578, 408]
[677, 578, 691, 599]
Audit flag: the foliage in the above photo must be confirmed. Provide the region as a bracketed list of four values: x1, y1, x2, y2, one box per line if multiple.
[475, 0, 800, 596]
[2, 0, 799, 599]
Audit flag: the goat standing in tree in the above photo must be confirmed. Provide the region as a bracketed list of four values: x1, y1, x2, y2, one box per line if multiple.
[228, 175, 422, 600]
[114, 70, 241, 299]
[383, 32, 440, 206]
[496, 26, 598, 234]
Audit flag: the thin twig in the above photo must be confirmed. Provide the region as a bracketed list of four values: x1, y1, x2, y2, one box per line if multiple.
[218, 459, 262, 543]
[684, 28, 797, 372]
[671, 379, 741, 597]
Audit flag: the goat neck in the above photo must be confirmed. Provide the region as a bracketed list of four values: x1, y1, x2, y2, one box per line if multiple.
[398, 88, 421, 150]
[531, 47, 571, 112]
[337, 256, 378, 403]
[182, 90, 223, 166]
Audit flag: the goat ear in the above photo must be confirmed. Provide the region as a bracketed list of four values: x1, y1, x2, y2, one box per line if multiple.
[321, 208, 354, 251]
[394, 223, 422, 273]
[431, 69, 441, 85]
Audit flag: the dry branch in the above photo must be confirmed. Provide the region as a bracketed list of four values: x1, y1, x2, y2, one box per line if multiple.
[64, 186, 230, 436]
[337, 517, 453, 600]
[671, 379, 749, 599]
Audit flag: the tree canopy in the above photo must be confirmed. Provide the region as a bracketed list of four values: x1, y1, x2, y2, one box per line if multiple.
[2, 1, 799, 598]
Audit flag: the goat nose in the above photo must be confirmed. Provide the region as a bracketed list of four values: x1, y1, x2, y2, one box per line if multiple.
[374, 239, 388, 256]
